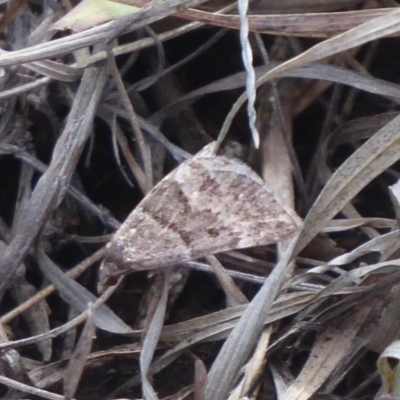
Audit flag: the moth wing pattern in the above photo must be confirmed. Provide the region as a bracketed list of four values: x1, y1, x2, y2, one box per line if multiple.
[99, 142, 302, 287]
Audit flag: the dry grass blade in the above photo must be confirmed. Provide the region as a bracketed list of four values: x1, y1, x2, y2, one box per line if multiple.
[206, 255, 248, 307]
[112, 290, 315, 395]
[0, 49, 79, 81]
[51, 0, 140, 32]
[218, 7, 400, 144]
[28, 343, 142, 389]
[247, 0, 365, 13]
[389, 181, 400, 228]
[0, 0, 210, 68]
[328, 232, 399, 267]
[0, 145, 120, 228]
[257, 8, 400, 82]
[159, 291, 315, 345]
[153, 64, 400, 126]
[108, 50, 153, 193]
[0, 281, 121, 354]
[377, 340, 400, 398]
[140, 269, 170, 400]
[281, 306, 372, 400]
[365, 284, 400, 354]
[205, 238, 298, 400]
[178, 8, 400, 38]
[228, 327, 272, 399]
[0, 63, 109, 299]
[9, 273, 52, 361]
[0, 249, 105, 325]
[0, 239, 52, 361]
[3, 0, 400, 398]
[295, 113, 400, 253]
[36, 251, 133, 334]
[194, 359, 207, 400]
[0, 375, 67, 400]
[63, 307, 96, 400]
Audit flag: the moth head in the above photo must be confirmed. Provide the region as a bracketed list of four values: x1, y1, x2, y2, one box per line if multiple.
[97, 260, 125, 294]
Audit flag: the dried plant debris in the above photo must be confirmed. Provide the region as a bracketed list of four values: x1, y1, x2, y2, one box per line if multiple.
[2, 0, 400, 399]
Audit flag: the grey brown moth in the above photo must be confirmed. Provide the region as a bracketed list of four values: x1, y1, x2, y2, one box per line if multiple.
[98, 142, 302, 290]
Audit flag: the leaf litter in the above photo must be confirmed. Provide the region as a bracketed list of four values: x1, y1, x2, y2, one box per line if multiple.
[1, 0, 400, 399]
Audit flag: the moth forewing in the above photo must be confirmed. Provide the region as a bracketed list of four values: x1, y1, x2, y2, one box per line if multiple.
[98, 142, 302, 292]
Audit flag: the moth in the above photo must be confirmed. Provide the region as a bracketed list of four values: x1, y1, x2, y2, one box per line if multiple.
[98, 142, 302, 290]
